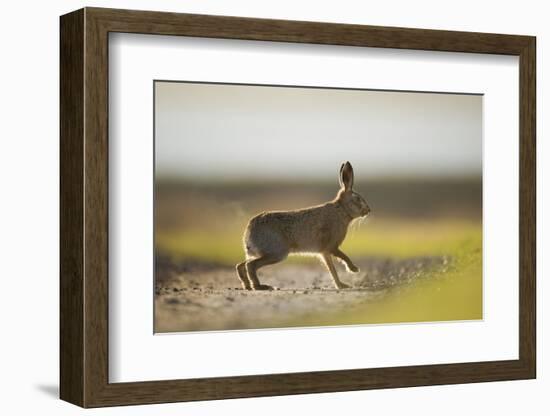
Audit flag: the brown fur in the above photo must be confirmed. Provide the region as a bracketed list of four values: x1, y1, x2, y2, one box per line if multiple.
[236, 162, 371, 290]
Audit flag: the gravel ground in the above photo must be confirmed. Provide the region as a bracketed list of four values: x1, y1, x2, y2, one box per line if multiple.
[154, 255, 448, 332]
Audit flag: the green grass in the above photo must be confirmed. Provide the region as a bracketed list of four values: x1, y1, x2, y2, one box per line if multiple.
[303, 234, 483, 326]
[156, 226, 245, 264]
[342, 219, 481, 258]
[156, 219, 481, 263]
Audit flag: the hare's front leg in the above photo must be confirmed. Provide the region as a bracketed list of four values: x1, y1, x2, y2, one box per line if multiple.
[321, 253, 350, 290]
[332, 248, 360, 273]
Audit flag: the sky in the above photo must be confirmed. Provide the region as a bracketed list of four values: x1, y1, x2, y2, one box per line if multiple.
[155, 81, 482, 181]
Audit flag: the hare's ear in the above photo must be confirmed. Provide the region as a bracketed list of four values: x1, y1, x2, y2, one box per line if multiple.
[339, 161, 354, 191]
[338, 163, 345, 188]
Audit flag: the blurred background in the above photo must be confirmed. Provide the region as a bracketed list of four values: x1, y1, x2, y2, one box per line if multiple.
[154, 81, 482, 331]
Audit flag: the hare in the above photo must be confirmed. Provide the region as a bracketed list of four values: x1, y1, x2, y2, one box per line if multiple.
[236, 161, 371, 290]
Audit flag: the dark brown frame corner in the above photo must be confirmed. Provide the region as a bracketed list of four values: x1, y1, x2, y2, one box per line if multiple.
[60, 7, 536, 408]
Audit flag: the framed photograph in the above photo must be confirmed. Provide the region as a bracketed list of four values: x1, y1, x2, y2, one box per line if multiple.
[60, 7, 536, 407]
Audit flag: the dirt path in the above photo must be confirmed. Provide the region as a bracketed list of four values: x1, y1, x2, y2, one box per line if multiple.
[155, 256, 448, 332]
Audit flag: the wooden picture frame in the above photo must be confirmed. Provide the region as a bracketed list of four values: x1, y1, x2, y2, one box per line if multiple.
[60, 7, 536, 408]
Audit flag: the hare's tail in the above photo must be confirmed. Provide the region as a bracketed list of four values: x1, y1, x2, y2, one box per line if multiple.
[242, 232, 255, 259]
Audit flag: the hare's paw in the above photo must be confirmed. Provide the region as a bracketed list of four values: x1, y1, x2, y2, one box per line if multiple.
[253, 284, 275, 291]
[346, 264, 360, 273]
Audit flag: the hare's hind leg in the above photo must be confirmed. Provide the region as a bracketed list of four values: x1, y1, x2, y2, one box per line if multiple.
[332, 248, 359, 273]
[236, 262, 252, 290]
[321, 253, 350, 290]
[245, 253, 286, 291]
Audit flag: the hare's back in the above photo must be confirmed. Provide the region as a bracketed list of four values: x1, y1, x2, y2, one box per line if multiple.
[246, 211, 298, 237]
